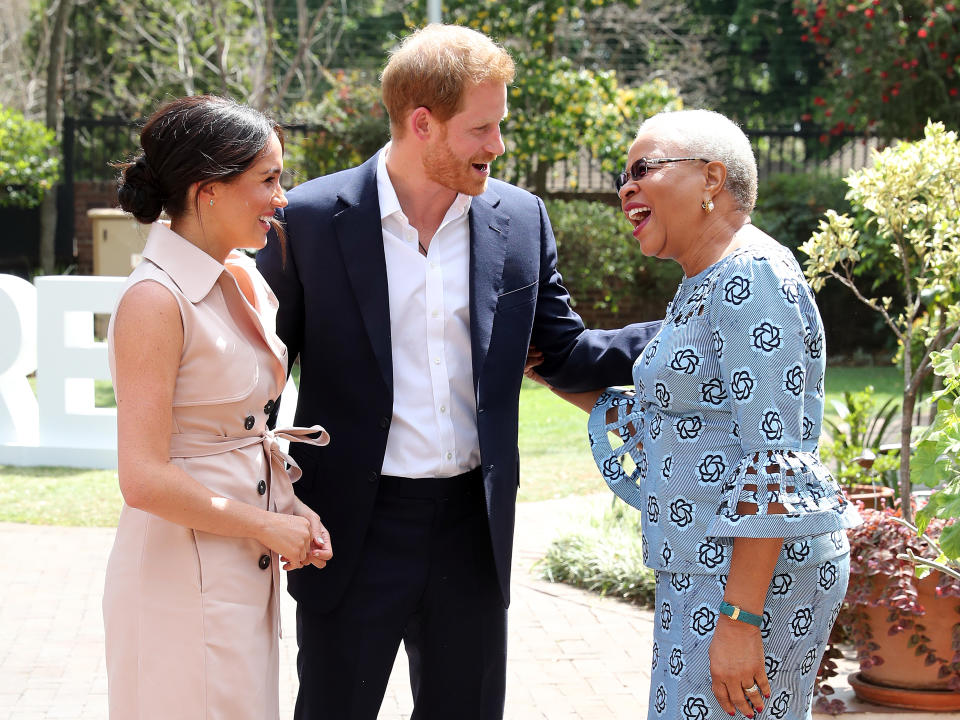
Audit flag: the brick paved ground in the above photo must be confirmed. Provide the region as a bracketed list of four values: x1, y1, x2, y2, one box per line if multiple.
[0, 496, 944, 719]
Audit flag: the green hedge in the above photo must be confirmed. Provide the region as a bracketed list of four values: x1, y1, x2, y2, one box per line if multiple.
[753, 172, 894, 359]
[546, 198, 682, 320]
[0, 105, 60, 209]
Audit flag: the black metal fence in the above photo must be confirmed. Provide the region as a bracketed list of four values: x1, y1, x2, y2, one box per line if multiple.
[62, 116, 888, 195]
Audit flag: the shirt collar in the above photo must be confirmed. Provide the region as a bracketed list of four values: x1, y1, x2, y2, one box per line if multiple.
[140, 222, 226, 303]
[375, 143, 472, 224]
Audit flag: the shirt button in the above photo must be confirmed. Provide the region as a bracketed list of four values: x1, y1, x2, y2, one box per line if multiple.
[446, 452, 453, 460]
[258, 554, 271, 570]
[244, 415, 256, 431]
[368, 470, 379, 484]
[263, 399, 276, 415]
[379, 416, 390, 430]
[257, 480, 266, 496]
[440, 405, 446, 413]
[433, 358, 440, 365]
[432, 310, 439, 318]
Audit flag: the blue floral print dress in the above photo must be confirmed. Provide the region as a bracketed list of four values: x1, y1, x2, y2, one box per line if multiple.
[588, 240, 861, 720]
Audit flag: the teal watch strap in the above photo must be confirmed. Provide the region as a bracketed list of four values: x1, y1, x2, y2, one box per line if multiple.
[718, 601, 763, 627]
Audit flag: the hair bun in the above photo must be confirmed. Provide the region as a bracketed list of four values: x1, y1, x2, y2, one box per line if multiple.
[117, 155, 164, 224]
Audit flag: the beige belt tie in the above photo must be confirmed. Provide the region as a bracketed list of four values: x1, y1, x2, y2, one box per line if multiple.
[167, 424, 330, 636]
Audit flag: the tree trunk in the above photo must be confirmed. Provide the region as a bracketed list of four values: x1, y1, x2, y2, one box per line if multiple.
[39, 0, 73, 275]
[900, 387, 916, 523]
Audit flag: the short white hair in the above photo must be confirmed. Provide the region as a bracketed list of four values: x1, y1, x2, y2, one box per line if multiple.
[636, 109, 758, 213]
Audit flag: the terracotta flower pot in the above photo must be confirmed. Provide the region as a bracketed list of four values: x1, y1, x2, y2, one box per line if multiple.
[848, 672, 960, 711]
[845, 483, 895, 509]
[847, 571, 960, 709]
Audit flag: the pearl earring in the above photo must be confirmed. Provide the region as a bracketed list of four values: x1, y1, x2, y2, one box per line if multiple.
[701, 199, 714, 213]
[209, 198, 215, 207]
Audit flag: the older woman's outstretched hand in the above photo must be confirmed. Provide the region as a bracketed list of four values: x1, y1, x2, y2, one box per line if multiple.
[709, 616, 771, 717]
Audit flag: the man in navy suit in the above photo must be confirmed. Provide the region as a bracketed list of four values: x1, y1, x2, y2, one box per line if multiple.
[257, 23, 659, 720]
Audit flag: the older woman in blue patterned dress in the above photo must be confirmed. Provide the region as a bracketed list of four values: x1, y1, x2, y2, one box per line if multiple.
[526, 110, 861, 720]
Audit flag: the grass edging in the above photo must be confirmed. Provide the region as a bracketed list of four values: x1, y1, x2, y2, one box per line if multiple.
[536, 498, 656, 609]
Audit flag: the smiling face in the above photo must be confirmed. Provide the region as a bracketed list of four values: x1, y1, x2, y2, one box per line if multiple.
[618, 131, 709, 271]
[207, 132, 287, 255]
[422, 80, 507, 196]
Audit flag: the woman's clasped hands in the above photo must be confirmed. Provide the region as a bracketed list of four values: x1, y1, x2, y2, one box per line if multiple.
[261, 502, 333, 572]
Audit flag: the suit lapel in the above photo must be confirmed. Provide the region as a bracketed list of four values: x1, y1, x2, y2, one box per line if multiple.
[334, 157, 394, 390]
[469, 188, 509, 391]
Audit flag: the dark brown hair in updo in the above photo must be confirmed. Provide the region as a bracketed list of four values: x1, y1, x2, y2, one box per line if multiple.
[117, 95, 285, 226]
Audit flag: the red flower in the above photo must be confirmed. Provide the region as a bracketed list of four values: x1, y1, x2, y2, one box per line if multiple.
[801, 113, 813, 122]
[863, 66, 872, 73]
[947, 2, 956, 10]
[846, 2, 856, 10]
[943, 52, 950, 60]
[865, 21, 873, 29]
[891, 87, 900, 96]
[855, 45, 863, 53]
[801, 33, 808, 42]
[865, 8, 875, 18]
[825, 108, 833, 117]
[819, 134, 829, 144]
[951, 88, 959, 97]
[880, 71, 888, 78]
[918, 28, 928, 38]
[882, 94, 890, 103]
[813, 96, 825, 106]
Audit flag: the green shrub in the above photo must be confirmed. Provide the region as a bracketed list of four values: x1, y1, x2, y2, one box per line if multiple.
[538, 497, 656, 607]
[0, 105, 60, 208]
[753, 172, 850, 254]
[546, 198, 681, 318]
[754, 171, 895, 359]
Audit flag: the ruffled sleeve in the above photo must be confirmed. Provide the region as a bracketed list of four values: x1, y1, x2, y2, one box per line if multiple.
[706, 250, 860, 539]
[587, 388, 646, 510]
[705, 448, 860, 539]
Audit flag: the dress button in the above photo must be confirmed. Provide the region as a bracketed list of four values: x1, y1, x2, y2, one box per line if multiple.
[368, 470, 379, 483]
[257, 480, 266, 496]
[379, 416, 390, 430]
[263, 399, 276, 415]
[244, 415, 255, 430]
[258, 554, 271, 570]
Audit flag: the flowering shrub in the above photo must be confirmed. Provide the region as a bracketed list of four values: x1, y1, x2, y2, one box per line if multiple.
[0, 105, 60, 209]
[793, 0, 960, 137]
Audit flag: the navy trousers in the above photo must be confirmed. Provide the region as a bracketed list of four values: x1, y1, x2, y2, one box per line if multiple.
[293, 470, 508, 720]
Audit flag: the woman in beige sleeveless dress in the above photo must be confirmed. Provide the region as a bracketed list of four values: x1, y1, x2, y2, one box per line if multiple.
[103, 96, 332, 720]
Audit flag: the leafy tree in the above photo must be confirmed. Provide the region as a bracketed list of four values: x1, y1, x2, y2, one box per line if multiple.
[0, 104, 60, 208]
[402, 0, 682, 194]
[801, 122, 960, 522]
[793, 0, 960, 137]
[687, 0, 825, 127]
[19, 0, 394, 119]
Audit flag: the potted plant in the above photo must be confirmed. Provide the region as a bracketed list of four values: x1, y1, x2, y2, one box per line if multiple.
[821, 385, 899, 508]
[803, 122, 960, 710]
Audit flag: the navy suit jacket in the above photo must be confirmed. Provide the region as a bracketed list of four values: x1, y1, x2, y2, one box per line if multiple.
[257, 153, 659, 612]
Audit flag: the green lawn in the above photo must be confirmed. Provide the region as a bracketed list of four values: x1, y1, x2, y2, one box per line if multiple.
[3, 364, 904, 525]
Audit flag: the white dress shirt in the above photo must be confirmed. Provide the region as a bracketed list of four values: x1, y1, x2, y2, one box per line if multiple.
[376, 146, 480, 478]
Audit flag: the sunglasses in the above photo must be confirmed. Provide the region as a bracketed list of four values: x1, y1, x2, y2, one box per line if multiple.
[615, 157, 710, 191]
